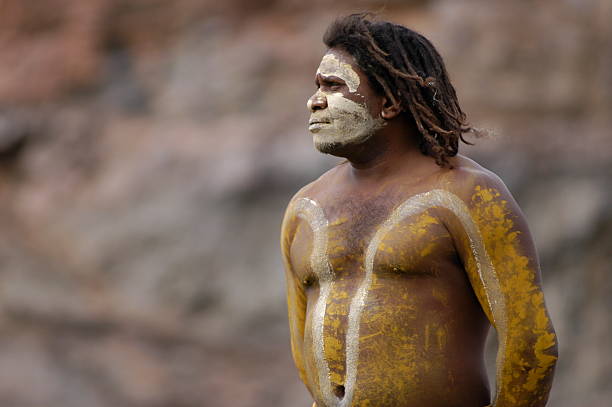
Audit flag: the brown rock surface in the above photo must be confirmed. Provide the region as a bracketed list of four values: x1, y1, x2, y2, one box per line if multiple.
[0, 0, 610, 406]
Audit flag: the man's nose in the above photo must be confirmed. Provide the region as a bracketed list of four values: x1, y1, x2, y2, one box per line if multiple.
[307, 92, 327, 112]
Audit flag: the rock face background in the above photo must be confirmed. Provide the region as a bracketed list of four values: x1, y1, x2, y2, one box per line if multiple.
[0, 0, 610, 406]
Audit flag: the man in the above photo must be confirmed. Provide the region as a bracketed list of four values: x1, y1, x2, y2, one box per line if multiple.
[280, 14, 557, 407]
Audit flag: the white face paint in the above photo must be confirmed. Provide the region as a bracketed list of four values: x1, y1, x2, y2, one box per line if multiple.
[316, 53, 360, 93]
[308, 53, 385, 154]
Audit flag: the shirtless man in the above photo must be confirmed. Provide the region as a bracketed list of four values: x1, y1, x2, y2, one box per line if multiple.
[280, 14, 557, 407]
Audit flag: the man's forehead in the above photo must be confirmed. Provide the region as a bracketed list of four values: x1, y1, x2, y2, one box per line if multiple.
[316, 52, 360, 93]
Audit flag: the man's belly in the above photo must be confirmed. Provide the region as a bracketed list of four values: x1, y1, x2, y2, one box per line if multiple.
[302, 276, 491, 407]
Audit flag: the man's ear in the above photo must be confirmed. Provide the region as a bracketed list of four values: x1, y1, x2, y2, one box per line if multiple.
[380, 96, 401, 120]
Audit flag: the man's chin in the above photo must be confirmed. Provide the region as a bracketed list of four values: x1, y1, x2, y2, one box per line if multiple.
[312, 132, 373, 157]
[313, 139, 349, 156]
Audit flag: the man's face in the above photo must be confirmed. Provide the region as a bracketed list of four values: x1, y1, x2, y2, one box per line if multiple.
[307, 48, 385, 155]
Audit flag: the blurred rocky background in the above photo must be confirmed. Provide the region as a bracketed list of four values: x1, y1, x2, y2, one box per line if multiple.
[0, 0, 610, 406]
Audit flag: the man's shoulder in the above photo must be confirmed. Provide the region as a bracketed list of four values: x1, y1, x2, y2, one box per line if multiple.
[439, 155, 528, 225]
[282, 161, 346, 219]
[287, 161, 346, 203]
[442, 155, 511, 200]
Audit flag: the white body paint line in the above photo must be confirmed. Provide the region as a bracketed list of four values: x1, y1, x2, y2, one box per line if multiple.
[292, 189, 506, 407]
[293, 198, 336, 407]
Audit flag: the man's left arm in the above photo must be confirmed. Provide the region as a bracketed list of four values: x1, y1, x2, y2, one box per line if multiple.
[452, 177, 558, 407]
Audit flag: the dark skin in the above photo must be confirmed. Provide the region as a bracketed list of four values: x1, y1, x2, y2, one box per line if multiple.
[281, 48, 557, 407]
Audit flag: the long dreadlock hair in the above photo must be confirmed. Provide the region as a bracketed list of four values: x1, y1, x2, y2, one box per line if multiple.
[323, 13, 474, 167]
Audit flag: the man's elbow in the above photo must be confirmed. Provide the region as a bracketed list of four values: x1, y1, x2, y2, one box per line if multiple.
[537, 327, 559, 367]
[510, 329, 558, 390]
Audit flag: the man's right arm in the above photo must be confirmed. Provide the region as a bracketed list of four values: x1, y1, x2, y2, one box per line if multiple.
[280, 198, 309, 386]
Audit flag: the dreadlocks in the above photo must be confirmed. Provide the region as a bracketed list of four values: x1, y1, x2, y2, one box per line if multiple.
[323, 13, 474, 167]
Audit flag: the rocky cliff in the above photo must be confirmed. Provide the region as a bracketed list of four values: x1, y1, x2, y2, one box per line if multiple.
[0, 0, 610, 406]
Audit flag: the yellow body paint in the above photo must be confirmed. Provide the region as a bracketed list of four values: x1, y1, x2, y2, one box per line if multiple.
[293, 197, 336, 407]
[470, 186, 557, 404]
[344, 189, 505, 406]
[282, 184, 557, 407]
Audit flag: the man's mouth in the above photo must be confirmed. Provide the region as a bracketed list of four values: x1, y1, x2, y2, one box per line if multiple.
[309, 118, 331, 125]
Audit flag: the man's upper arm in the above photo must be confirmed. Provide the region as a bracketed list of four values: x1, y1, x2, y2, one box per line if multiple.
[281, 192, 309, 385]
[448, 172, 558, 406]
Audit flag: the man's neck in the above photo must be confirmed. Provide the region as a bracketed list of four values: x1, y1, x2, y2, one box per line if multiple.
[342, 119, 440, 183]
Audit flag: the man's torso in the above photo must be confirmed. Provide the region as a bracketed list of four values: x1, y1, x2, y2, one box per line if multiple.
[286, 159, 493, 407]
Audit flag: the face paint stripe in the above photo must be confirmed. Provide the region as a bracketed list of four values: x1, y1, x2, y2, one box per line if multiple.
[293, 198, 335, 407]
[317, 53, 360, 93]
[309, 91, 385, 152]
[309, 52, 386, 154]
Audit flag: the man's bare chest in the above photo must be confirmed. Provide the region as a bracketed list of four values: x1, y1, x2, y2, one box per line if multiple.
[288, 192, 459, 284]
